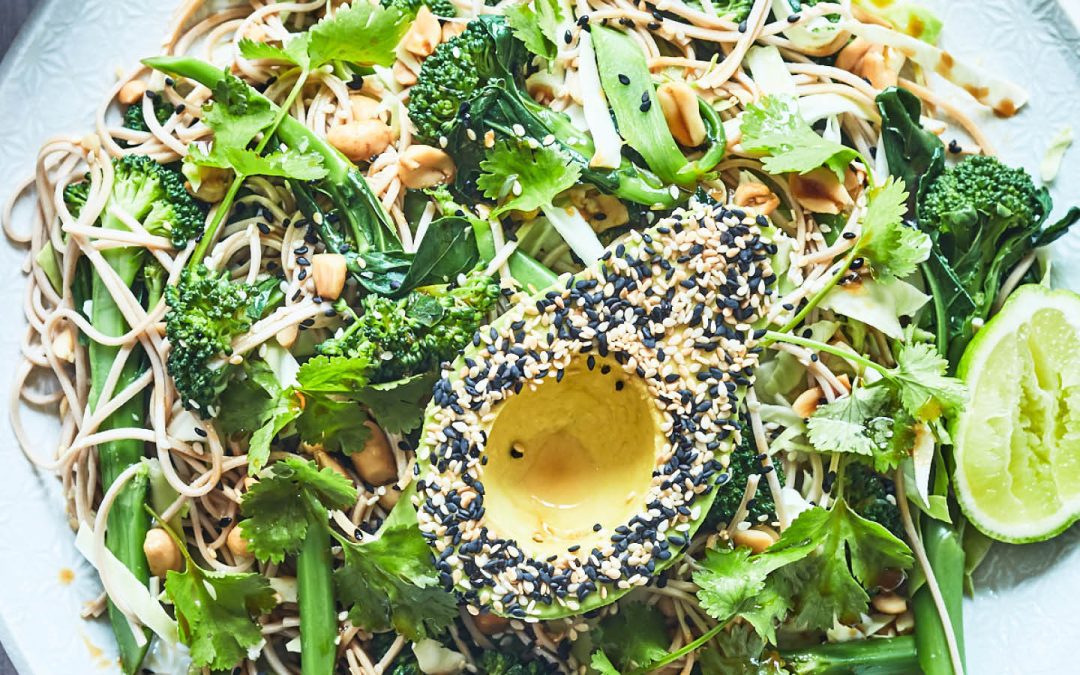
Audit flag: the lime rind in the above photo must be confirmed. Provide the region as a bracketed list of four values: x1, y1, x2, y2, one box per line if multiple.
[953, 284, 1080, 543]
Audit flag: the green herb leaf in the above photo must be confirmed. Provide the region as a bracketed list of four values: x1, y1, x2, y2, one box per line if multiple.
[306, 1, 413, 68]
[594, 602, 669, 671]
[477, 140, 582, 216]
[247, 394, 302, 472]
[740, 95, 858, 180]
[166, 563, 277, 670]
[505, 0, 564, 61]
[295, 394, 372, 454]
[202, 72, 277, 151]
[806, 385, 904, 463]
[888, 342, 967, 420]
[590, 651, 622, 675]
[218, 147, 328, 181]
[856, 177, 930, 279]
[239, 458, 357, 563]
[352, 371, 439, 436]
[296, 355, 372, 395]
[238, 35, 312, 69]
[334, 497, 456, 640]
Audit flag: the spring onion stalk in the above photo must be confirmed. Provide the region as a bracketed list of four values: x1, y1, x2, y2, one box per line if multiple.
[298, 502, 337, 675]
[88, 246, 152, 673]
[781, 635, 919, 674]
[914, 519, 967, 675]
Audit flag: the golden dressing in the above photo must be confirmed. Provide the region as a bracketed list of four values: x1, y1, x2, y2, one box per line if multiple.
[482, 357, 662, 559]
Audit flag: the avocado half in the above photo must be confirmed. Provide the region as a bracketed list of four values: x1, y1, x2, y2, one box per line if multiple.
[414, 200, 777, 621]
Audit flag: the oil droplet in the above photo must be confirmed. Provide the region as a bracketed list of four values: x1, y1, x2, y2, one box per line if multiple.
[58, 568, 75, 585]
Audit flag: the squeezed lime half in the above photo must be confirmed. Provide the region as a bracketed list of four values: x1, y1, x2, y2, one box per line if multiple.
[953, 284, 1080, 543]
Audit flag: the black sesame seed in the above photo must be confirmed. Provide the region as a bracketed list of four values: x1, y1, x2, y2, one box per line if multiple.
[618, 73, 630, 85]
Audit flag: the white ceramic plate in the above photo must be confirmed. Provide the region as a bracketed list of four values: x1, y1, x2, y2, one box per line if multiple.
[0, 1, 1078, 673]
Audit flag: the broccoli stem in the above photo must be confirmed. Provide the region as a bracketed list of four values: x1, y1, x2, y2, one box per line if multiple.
[88, 240, 151, 673]
[913, 520, 966, 675]
[298, 505, 338, 675]
[781, 635, 918, 674]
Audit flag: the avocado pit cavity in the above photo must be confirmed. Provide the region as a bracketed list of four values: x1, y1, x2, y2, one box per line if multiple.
[482, 357, 661, 560]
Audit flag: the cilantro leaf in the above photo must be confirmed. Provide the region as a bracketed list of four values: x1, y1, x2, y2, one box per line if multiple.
[296, 355, 371, 395]
[334, 497, 456, 640]
[769, 499, 913, 631]
[247, 394, 302, 472]
[306, 1, 413, 68]
[594, 602, 669, 671]
[218, 147, 328, 181]
[590, 651, 621, 675]
[238, 35, 312, 69]
[740, 95, 859, 180]
[889, 342, 967, 420]
[239, 458, 357, 563]
[505, 0, 564, 61]
[477, 140, 582, 217]
[352, 371, 438, 435]
[201, 72, 277, 151]
[806, 385, 913, 472]
[165, 545, 277, 670]
[855, 177, 931, 279]
[698, 623, 773, 675]
[295, 393, 372, 454]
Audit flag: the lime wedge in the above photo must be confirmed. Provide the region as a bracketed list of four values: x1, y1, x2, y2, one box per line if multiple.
[953, 284, 1080, 543]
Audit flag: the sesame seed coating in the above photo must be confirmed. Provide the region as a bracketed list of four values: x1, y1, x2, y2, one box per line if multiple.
[414, 200, 776, 619]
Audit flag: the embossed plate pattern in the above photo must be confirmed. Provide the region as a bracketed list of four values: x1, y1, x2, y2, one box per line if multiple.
[0, 1, 1077, 673]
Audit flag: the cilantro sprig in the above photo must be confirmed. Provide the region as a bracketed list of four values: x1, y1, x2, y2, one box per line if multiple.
[332, 494, 456, 640]
[157, 521, 278, 671]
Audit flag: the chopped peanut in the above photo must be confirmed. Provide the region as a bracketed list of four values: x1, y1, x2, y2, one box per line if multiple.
[399, 145, 456, 189]
[311, 253, 348, 300]
[350, 420, 397, 486]
[657, 81, 707, 147]
[143, 528, 183, 578]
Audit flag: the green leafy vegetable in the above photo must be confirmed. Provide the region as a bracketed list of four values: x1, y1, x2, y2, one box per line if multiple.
[740, 95, 859, 180]
[163, 527, 277, 670]
[333, 497, 456, 640]
[239, 457, 357, 563]
[504, 0, 563, 60]
[855, 177, 930, 279]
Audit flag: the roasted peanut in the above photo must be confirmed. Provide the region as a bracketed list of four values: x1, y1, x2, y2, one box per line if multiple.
[311, 253, 347, 300]
[349, 94, 382, 121]
[52, 326, 77, 363]
[871, 592, 908, 615]
[275, 324, 299, 349]
[393, 60, 418, 86]
[399, 144, 456, 189]
[657, 81, 707, 147]
[313, 447, 350, 479]
[226, 525, 251, 559]
[327, 119, 394, 163]
[836, 38, 873, 73]
[441, 21, 467, 43]
[792, 386, 825, 418]
[118, 80, 147, 106]
[350, 420, 397, 486]
[378, 485, 403, 511]
[733, 182, 780, 216]
[143, 528, 183, 578]
[789, 167, 852, 215]
[472, 612, 510, 636]
[732, 526, 778, 554]
[569, 187, 630, 230]
[402, 6, 441, 58]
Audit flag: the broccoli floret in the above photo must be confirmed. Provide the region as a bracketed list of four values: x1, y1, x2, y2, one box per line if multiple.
[109, 155, 204, 248]
[319, 267, 500, 383]
[63, 180, 90, 218]
[165, 264, 261, 415]
[476, 650, 549, 674]
[382, 0, 456, 17]
[409, 17, 676, 207]
[705, 433, 785, 530]
[844, 462, 902, 538]
[917, 154, 1078, 362]
[122, 92, 176, 133]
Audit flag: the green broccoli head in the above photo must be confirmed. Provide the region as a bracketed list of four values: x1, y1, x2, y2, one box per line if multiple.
[844, 462, 902, 538]
[407, 17, 514, 145]
[919, 155, 1045, 247]
[122, 92, 176, 133]
[63, 180, 90, 218]
[165, 264, 260, 415]
[319, 267, 500, 383]
[109, 155, 204, 248]
[705, 432, 785, 530]
[381, 0, 456, 17]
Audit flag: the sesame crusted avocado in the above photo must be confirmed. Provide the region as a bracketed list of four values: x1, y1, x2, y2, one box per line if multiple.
[413, 200, 778, 621]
